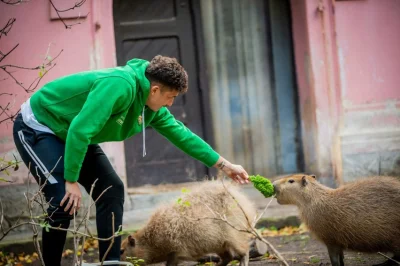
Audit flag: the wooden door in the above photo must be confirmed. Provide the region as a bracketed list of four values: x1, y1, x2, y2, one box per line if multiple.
[113, 0, 210, 187]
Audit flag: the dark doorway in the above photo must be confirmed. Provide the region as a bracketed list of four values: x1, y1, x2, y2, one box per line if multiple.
[113, 0, 211, 187]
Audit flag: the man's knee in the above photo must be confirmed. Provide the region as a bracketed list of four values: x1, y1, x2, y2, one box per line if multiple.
[100, 176, 125, 202]
[46, 205, 74, 227]
[110, 178, 125, 202]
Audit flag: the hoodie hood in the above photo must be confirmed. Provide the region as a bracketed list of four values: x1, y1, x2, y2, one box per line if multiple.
[126, 58, 151, 108]
[126, 58, 151, 157]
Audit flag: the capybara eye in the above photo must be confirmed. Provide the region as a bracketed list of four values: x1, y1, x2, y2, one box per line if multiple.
[288, 179, 295, 183]
[120, 249, 125, 255]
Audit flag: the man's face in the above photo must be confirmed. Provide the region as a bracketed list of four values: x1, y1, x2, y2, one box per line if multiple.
[145, 85, 180, 111]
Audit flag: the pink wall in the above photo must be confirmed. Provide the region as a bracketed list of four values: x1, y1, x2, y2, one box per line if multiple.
[291, 0, 400, 183]
[0, 0, 127, 184]
[336, 0, 400, 181]
[336, 0, 400, 107]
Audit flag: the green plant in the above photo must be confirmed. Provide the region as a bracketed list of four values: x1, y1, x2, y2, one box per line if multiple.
[126, 256, 145, 266]
[309, 255, 320, 264]
[249, 175, 275, 198]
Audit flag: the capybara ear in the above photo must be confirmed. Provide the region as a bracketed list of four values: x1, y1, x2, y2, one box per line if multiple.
[310, 175, 316, 179]
[302, 176, 308, 186]
[128, 235, 136, 246]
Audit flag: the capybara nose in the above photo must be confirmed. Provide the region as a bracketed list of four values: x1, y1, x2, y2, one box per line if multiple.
[272, 181, 278, 192]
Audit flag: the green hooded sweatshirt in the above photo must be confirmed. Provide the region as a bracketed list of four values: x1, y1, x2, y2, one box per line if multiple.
[30, 59, 220, 182]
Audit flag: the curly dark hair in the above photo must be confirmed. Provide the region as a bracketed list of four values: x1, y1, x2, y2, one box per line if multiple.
[145, 55, 188, 94]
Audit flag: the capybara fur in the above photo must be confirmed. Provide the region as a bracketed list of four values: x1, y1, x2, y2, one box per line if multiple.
[121, 181, 256, 266]
[273, 174, 400, 266]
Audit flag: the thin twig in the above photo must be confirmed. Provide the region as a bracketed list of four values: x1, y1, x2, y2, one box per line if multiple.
[0, 157, 20, 172]
[80, 178, 99, 266]
[72, 211, 78, 266]
[0, 43, 19, 63]
[0, 48, 62, 70]
[253, 197, 274, 227]
[25, 163, 45, 264]
[0, 0, 29, 5]
[0, 18, 15, 39]
[203, 179, 289, 266]
[24, 191, 45, 266]
[0, 199, 4, 234]
[76, 185, 112, 232]
[0, 107, 19, 124]
[377, 253, 400, 265]
[48, 0, 88, 29]
[0, 220, 122, 241]
[101, 212, 115, 266]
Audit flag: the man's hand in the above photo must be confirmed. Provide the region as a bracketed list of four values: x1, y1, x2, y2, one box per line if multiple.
[60, 181, 82, 215]
[214, 157, 249, 184]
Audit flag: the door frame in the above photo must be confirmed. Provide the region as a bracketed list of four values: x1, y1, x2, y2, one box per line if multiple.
[190, 0, 218, 178]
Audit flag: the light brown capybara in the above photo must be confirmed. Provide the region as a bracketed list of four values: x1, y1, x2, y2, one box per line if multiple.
[273, 174, 400, 266]
[120, 180, 256, 266]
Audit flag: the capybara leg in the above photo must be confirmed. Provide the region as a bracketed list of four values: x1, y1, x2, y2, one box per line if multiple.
[197, 254, 221, 264]
[239, 250, 249, 266]
[327, 245, 344, 266]
[217, 251, 233, 266]
[229, 241, 249, 266]
[166, 252, 179, 266]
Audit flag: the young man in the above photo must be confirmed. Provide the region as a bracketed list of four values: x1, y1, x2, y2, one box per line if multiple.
[13, 55, 249, 265]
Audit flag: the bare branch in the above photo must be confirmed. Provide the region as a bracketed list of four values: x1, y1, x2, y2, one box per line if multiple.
[0, 48, 62, 70]
[0, 199, 4, 234]
[0, 220, 122, 242]
[253, 197, 274, 227]
[0, 157, 20, 173]
[0, 43, 19, 63]
[194, 179, 290, 266]
[0, 18, 15, 39]
[48, 0, 88, 29]
[0, 102, 12, 117]
[101, 212, 115, 266]
[377, 253, 400, 265]
[0, 0, 29, 5]
[52, 0, 86, 11]
[76, 184, 113, 232]
[80, 178, 99, 265]
[0, 107, 19, 124]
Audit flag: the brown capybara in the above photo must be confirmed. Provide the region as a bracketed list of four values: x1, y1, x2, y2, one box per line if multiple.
[120, 180, 256, 266]
[273, 174, 400, 266]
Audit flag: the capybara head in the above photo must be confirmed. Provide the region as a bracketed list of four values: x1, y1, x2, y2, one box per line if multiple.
[120, 234, 145, 262]
[272, 174, 317, 205]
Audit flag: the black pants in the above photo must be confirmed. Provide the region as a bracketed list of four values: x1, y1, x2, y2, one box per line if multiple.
[13, 114, 124, 266]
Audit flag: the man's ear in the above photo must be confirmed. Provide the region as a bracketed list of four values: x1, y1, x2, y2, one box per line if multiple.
[128, 235, 136, 247]
[302, 175, 308, 187]
[150, 85, 159, 95]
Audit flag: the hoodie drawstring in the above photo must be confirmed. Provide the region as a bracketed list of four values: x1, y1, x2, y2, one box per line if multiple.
[142, 107, 146, 157]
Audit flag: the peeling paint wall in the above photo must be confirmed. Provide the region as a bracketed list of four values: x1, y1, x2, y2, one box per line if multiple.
[336, 0, 400, 181]
[291, 0, 400, 184]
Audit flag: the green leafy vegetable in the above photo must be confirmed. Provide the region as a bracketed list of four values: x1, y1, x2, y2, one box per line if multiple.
[249, 174, 275, 198]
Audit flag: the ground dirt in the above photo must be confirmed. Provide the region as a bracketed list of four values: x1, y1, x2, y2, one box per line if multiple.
[0, 231, 391, 266]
